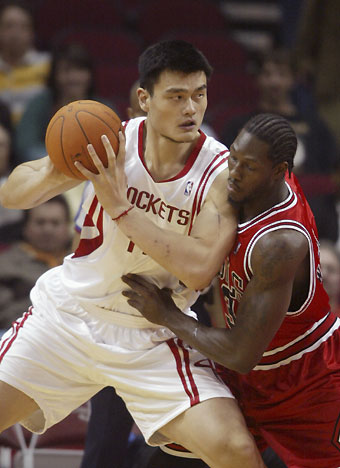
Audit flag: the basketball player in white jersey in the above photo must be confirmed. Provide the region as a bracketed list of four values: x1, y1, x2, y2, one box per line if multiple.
[0, 40, 265, 468]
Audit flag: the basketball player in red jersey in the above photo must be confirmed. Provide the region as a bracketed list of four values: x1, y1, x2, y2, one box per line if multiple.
[122, 113, 340, 468]
[0, 41, 265, 468]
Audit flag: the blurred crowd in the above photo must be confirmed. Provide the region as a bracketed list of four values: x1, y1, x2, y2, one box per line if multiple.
[0, 1, 339, 467]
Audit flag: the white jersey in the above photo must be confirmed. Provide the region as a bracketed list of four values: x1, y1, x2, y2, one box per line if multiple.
[32, 117, 229, 328]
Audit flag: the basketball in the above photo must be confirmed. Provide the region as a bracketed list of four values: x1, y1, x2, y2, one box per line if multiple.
[45, 100, 122, 179]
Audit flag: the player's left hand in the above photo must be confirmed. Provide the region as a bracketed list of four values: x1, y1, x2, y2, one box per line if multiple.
[75, 131, 131, 218]
[122, 274, 177, 326]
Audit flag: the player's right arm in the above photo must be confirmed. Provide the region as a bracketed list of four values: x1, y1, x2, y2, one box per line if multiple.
[0, 156, 81, 209]
[122, 228, 309, 373]
[75, 134, 237, 290]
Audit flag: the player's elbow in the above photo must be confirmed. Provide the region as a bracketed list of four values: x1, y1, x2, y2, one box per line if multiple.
[0, 189, 32, 210]
[233, 361, 256, 374]
[183, 261, 220, 290]
[0, 186, 14, 209]
[223, 351, 261, 374]
[182, 270, 214, 291]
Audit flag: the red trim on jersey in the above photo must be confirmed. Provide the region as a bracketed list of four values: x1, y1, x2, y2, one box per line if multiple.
[167, 338, 200, 406]
[196, 155, 228, 215]
[257, 312, 338, 368]
[164, 442, 190, 452]
[0, 307, 33, 363]
[137, 121, 207, 182]
[169, 131, 206, 182]
[72, 196, 104, 258]
[188, 150, 228, 235]
[138, 120, 144, 163]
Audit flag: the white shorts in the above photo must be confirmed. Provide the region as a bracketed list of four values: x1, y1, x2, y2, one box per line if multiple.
[0, 281, 233, 446]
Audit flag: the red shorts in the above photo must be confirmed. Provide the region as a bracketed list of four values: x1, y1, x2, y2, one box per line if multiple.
[221, 329, 340, 468]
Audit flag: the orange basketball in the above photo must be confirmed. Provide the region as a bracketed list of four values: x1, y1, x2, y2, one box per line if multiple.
[45, 100, 122, 179]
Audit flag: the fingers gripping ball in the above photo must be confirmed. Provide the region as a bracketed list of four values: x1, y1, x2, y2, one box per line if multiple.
[45, 100, 122, 179]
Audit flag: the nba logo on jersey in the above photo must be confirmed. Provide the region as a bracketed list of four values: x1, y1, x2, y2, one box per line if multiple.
[184, 181, 194, 196]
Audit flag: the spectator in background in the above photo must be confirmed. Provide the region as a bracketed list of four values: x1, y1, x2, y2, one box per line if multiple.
[0, 109, 23, 247]
[221, 48, 339, 242]
[0, 195, 72, 333]
[320, 240, 340, 317]
[15, 42, 114, 163]
[294, 0, 340, 147]
[0, 0, 50, 125]
[15, 43, 115, 219]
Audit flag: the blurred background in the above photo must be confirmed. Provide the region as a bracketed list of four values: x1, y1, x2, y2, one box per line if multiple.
[0, 1, 339, 467]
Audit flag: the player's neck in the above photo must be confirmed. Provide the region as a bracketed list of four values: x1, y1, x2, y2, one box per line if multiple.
[143, 124, 199, 182]
[241, 181, 289, 222]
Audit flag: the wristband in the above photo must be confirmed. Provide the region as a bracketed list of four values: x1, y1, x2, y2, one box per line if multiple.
[112, 205, 134, 222]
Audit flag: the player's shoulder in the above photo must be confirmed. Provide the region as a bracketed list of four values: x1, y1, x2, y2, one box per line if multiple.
[202, 132, 229, 157]
[122, 117, 146, 154]
[253, 227, 309, 264]
[123, 116, 146, 133]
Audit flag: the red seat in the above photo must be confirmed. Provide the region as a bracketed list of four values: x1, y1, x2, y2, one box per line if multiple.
[207, 71, 258, 111]
[96, 63, 139, 115]
[35, 0, 123, 49]
[54, 27, 142, 65]
[162, 31, 249, 71]
[208, 104, 255, 139]
[137, 0, 228, 45]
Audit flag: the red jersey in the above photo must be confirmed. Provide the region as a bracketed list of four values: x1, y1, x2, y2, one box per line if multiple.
[219, 173, 335, 370]
[218, 173, 340, 467]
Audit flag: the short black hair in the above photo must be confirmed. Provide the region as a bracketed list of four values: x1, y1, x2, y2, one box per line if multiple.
[243, 113, 297, 175]
[138, 39, 213, 94]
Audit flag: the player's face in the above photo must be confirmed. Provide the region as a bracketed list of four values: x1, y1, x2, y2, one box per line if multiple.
[142, 70, 207, 143]
[227, 130, 278, 204]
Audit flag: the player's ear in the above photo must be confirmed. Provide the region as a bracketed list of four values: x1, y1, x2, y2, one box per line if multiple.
[137, 87, 150, 113]
[273, 161, 288, 179]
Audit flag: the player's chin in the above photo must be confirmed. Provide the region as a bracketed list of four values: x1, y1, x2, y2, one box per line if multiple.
[176, 129, 199, 142]
[227, 192, 243, 205]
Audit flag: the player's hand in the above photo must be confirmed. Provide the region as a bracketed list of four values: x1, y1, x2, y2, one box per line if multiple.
[75, 131, 130, 218]
[122, 274, 177, 326]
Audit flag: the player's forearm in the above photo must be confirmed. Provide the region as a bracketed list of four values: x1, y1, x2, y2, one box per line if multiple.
[117, 209, 225, 290]
[161, 305, 245, 370]
[0, 157, 80, 209]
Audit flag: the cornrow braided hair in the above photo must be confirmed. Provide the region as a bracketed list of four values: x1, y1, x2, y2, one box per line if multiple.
[244, 113, 297, 175]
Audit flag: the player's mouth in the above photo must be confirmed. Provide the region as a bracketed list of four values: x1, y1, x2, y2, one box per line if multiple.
[227, 179, 242, 195]
[179, 120, 196, 131]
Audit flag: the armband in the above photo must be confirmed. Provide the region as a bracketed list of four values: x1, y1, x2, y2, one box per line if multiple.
[112, 205, 134, 222]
